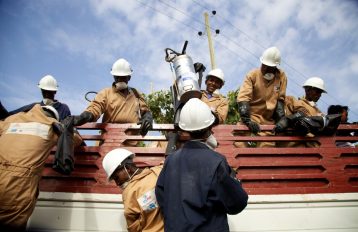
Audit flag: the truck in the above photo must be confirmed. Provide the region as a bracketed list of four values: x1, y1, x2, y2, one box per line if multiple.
[27, 122, 358, 231]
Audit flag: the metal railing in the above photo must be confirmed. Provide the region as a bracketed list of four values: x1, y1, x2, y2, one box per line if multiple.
[40, 123, 358, 195]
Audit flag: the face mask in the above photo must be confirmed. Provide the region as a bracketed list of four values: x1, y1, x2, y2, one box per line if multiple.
[308, 101, 316, 107]
[43, 98, 54, 105]
[120, 182, 129, 189]
[120, 165, 139, 189]
[263, 73, 275, 81]
[115, 82, 128, 91]
[205, 134, 218, 150]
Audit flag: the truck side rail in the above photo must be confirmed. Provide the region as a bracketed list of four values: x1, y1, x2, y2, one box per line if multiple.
[40, 123, 358, 195]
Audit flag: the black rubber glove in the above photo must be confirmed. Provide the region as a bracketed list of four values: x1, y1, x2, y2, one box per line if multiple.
[52, 122, 65, 135]
[287, 111, 306, 124]
[294, 117, 322, 135]
[243, 119, 261, 134]
[274, 100, 285, 122]
[273, 117, 289, 134]
[193, 62, 206, 73]
[70, 111, 94, 126]
[273, 111, 307, 134]
[238, 101, 260, 134]
[138, 111, 153, 136]
[320, 114, 342, 136]
[165, 131, 179, 155]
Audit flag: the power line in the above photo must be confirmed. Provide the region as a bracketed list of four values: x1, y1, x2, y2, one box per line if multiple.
[192, 0, 266, 51]
[159, 1, 301, 78]
[139, 0, 304, 98]
[189, 0, 350, 113]
[135, 0, 201, 33]
[137, 0, 356, 117]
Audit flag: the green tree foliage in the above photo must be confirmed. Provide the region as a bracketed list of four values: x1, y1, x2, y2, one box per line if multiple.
[145, 90, 174, 124]
[145, 89, 241, 125]
[226, 88, 241, 125]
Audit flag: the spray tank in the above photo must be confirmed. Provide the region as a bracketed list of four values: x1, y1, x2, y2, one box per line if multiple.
[164, 41, 206, 155]
[165, 41, 202, 104]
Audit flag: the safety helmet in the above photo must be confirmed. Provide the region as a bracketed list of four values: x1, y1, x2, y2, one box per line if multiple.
[179, 98, 215, 131]
[303, 77, 327, 93]
[110, 58, 133, 76]
[206, 68, 225, 85]
[102, 148, 135, 181]
[41, 105, 59, 121]
[260, 47, 281, 67]
[38, 75, 58, 91]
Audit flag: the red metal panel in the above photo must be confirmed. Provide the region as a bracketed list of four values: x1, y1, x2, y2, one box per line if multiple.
[39, 123, 358, 194]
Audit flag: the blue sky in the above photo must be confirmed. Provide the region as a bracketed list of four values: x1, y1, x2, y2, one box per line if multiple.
[1, 0, 358, 122]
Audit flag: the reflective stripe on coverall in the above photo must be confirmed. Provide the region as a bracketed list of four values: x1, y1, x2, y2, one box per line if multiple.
[122, 166, 164, 232]
[236, 68, 287, 147]
[201, 91, 229, 124]
[0, 104, 58, 230]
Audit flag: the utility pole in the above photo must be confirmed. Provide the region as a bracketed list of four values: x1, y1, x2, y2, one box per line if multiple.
[204, 12, 215, 69]
[198, 11, 220, 70]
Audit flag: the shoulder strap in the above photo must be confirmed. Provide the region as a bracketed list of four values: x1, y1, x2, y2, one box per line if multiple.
[129, 87, 143, 118]
[129, 87, 141, 99]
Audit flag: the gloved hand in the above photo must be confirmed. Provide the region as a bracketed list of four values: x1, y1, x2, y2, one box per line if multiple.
[287, 111, 306, 124]
[273, 111, 306, 134]
[273, 117, 289, 134]
[319, 114, 341, 136]
[274, 100, 285, 122]
[72, 111, 94, 126]
[138, 111, 153, 136]
[61, 116, 73, 126]
[165, 131, 179, 155]
[193, 62, 206, 73]
[242, 118, 261, 134]
[294, 117, 322, 136]
[238, 101, 260, 134]
[52, 122, 65, 135]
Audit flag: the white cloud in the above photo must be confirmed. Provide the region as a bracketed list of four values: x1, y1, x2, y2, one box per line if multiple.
[1, 0, 358, 121]
[297, 0, 357, 39]
[349, 54, 358, 74]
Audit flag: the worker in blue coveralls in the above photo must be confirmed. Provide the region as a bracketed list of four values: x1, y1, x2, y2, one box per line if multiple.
[155, 98, 248, 232]
[9, 75, 71, 121]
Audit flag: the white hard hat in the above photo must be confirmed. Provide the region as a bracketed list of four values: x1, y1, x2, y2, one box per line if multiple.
[102, 148, 135, 181]
[303, 77, 327, 93]
[260, 47, 281, 67]
[110, 58, 133, 76]
[179, 98, 215, 131]
[38, 75, 58, 91]
[41, 105, 59, 121]
[207, 68, 225, 84]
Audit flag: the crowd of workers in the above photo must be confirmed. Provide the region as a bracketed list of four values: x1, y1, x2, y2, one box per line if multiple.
[0, 45, 354, 231]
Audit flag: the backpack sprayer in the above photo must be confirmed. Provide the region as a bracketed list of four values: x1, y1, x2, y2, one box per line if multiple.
[164, 41, 206, 154]
[165, 40, 205, 127]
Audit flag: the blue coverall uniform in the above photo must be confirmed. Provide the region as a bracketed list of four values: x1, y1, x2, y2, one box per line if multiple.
[156, 141, 248, 232]
[9, 101, 71, 121]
